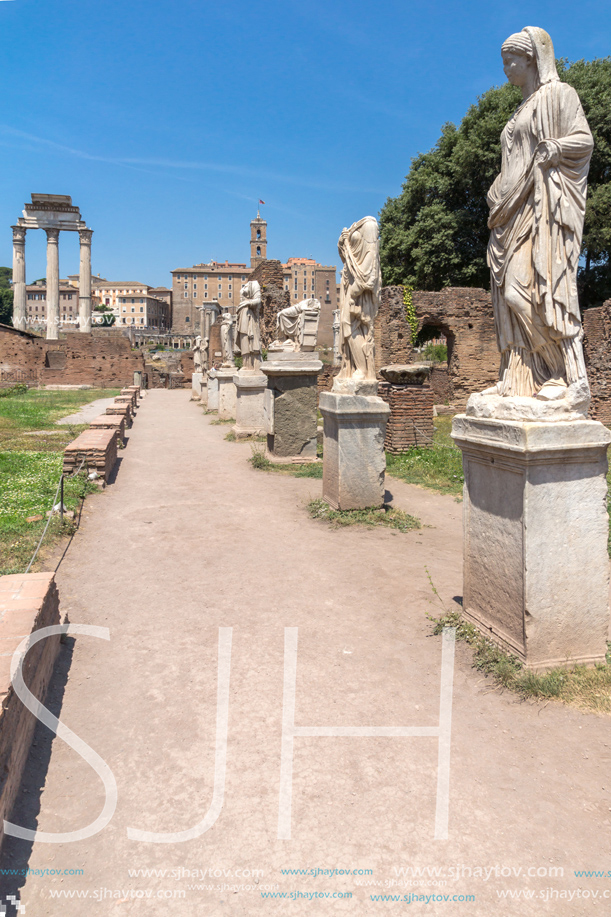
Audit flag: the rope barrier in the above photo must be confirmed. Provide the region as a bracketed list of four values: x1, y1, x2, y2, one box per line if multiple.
[24, 458, 88, 574]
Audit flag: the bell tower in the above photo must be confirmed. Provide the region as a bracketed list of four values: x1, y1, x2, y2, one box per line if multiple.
[250, 211, 267, 267]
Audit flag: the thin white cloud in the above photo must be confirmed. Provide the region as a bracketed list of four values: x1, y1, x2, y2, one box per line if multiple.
[0, 125, 385, 195]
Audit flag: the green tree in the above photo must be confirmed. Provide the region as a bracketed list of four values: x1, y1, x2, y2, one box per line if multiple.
[0, 267, 13, 326]
[380, 58, 611, 308]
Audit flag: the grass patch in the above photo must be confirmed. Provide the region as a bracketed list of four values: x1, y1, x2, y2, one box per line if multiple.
[307, 498, 420, 533]
[0, 452, 98, 574]
[210, 417, 235, 425]
[0, 387, 120, 451]
[0, 388, 117, 573]
[249, 446, 323, 478]
[225, 431, 265, 443]
[430, 609, 611, 715]
[386, 415, 463, 496]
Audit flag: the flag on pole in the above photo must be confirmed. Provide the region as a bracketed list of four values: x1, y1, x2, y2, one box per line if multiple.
[259, 199, 265, 205]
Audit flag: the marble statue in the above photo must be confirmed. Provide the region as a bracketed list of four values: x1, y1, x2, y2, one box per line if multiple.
[220, 312, 236, 367]
[272, 298, 321, 351]
[235, 280, 262, 371]
[479, 26, 593, 416]
[193, 335, 203, 372]
[334, 216, 381, 389]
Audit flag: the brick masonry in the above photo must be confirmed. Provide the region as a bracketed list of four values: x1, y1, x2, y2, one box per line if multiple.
[0, 324, 145, 387]
[583, 301, 611, 424]
[378, 382, 435, 452]
[0, 572, 61, 854]
[63, 427, 118, 481]
[375, 286, 500, 409]
[249, 260, 291, 347]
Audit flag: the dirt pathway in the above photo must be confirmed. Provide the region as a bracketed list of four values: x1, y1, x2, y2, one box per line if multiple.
[1, 390, 609, 916]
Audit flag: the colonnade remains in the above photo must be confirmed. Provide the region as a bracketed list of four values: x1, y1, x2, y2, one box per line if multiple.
[12, 194, 93, 340]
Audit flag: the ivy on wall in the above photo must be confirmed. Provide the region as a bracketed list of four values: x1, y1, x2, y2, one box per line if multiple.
[403, 285, 418, 343]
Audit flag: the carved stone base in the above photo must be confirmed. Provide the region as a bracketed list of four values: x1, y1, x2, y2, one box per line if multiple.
[217, 368, 237, 420]
[262, 358, 322, 460]
[191, 372, 204, 401]
[207, 370, 219, 412]
[320, 392, 390, 510]
[452, 415, 611, 671]
[232, 371, 267, 437]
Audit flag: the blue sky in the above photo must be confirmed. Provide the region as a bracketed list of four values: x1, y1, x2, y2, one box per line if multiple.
[0, 0, 609, 287]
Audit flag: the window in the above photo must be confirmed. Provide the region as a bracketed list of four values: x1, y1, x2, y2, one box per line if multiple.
[193, 292, 197, 298]
[204, 275, 208, 280]
[184, 292, 188, 298]
[122, 307, 127, 312]
[241, 275, 246, 281]
[131, 298, 135, 304]
[228, 293, 232, 299]
[228, 275, 232, 280]
[218, 292, 222, 298]
[193, 283, 197, 289]
[185, 316, 190, 323]
[140, 318, 144, 324]
[256, 246, 261, 257]
[140, 307, 144, 312]
[218, 283, 222, 289]
[256, 229, 261, 239]
[140, 298, 144, 303]
[204, 292, 208, 299]
[131, 307, 135, 313]
[131, 317, 135, 324]
[28, 294, 32, 300]
[105, 298, 110, 305]
[184, 282, 188, 289]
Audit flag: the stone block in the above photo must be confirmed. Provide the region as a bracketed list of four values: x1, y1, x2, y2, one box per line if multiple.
[0, 572, 61, 855]
[233, 371, 267, 438]
[217, 368, 237, 420]
[452, 415, 611, 670]
[207, 371, 219, 411]
[63, 427, 118, 482]
[191, 371, 204, 400]
[320, 392, 390, 510]
[262, 359, 322, 460]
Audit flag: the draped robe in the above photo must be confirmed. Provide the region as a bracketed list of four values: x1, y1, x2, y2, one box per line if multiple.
[487, 76, 593, 396]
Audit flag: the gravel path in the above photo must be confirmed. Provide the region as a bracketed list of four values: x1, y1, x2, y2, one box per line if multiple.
[55, 397, 117, 425]
[2, 389, 608, 916]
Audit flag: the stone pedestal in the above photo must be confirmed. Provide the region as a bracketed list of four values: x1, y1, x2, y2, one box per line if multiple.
[191, 372, 204, 400]
[207, 370, 219, 411]
[319, 391, 390, 510]
[217, 367, 237, 420]
[452, 415, 611, 671]
[262, 352, 322, 461]
[233, 370, 267, 438]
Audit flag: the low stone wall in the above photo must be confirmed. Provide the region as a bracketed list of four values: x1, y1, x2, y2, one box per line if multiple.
[0, 572, 61, 854]
[0, 324, 145, 387]
[63, 426, 118, 482]
[378, 382, 435, 451]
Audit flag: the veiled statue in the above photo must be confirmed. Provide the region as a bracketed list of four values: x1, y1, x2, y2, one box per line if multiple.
[334, 216, 381, 391]
[193, 335, 203, 373]
[272, 298, 321, 351]
[482, 26, 592, 414]
[219, 311, 236, 367]
[235, 280, 262, 371]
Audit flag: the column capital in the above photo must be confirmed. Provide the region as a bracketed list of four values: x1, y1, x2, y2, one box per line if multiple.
[11, 225, 26, 243]
[45, 227, 60, 243]
[79, 228, 94, 244]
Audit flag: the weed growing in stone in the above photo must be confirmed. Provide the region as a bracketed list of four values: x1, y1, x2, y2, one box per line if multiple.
[429, 609, 611, 715]
[248, 445, 323, 478]
[307, 498, 420, 533]
[386, 415, 463, 496]
[210, 417, 235, 425]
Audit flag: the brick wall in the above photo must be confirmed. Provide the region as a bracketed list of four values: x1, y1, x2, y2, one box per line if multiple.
[0, 572, 61, 854]
[430, 364, 451, 402]
[378, 382, 435, 451]
[0, 325, 145, 387]
[375, 287, 499, 409]
[249, 260, 291, 347]
[317, 364, 340, 396]
[583, 302, 611, 423]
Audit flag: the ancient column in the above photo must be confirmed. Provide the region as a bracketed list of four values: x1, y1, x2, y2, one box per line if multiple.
[78, 228, 93, 333]
[11, 226, 26, 332]
[45, 228, 60, 341]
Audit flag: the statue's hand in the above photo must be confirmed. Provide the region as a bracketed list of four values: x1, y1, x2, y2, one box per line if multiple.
[536, 140, 560, 170]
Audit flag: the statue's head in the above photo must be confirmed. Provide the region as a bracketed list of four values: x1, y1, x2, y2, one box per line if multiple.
[501, 27, 558, 90]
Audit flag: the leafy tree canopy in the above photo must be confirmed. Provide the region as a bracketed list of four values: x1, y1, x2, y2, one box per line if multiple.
[0, 267, 13, 325]
[379, 57, 611, 308]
